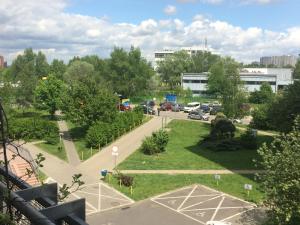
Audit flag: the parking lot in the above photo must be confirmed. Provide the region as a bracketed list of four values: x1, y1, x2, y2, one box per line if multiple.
[151, 185, 256, 225]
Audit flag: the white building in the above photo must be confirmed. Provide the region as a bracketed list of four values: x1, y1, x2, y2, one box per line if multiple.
[182, 68, 293, 96]
[260, 55, 298, 67]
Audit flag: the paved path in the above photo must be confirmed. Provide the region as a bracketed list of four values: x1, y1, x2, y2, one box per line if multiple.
[120, 169, 265, 175]
[56, 115, 81, 166]
[78, 116, 171, 175]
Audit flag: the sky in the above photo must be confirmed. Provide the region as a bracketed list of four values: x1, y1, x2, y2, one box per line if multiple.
[1, 0, 300, 64]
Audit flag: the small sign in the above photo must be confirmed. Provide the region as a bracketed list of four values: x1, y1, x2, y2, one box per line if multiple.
[214, 174, 221, 180]
[112, 152, 119, 156]
[244, 184, 252, 190]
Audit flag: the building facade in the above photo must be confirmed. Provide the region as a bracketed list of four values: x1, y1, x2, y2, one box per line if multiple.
[182, 68, 293, 96]
[260, 55, 298, 67]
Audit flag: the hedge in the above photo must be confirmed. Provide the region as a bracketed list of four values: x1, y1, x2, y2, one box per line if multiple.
[86, 109, 144, 148]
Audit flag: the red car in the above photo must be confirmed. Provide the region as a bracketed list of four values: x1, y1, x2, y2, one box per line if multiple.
[160, 102, 173, 111]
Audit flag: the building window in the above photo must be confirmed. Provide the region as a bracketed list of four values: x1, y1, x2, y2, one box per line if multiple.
[200, 80, 208, 83]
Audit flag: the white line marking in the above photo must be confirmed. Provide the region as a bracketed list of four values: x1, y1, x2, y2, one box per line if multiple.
[180, 195, 222, 211]
[221, 207, 255, 222]
[182, 206, 254, 212]
[152, 199, 205, 225]
[177, 185, 197, 210]
[70, 192, 98, 211]
[101, 195, 132, 202]
[210, 196, 225, 221]
[151, 185, 194, 199]
[155, 194, 218, 200]
[101, 182, 135, 203]
[98, 182, 101, 211]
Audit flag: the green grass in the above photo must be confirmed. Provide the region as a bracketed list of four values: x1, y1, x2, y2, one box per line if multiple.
[36, 142, 67, 161]
[118, 120, 273, 170]
[106, 173, 264, 203]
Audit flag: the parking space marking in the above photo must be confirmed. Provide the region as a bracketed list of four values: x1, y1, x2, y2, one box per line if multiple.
[151, 184, 256, 224]
[210, 196, 225, 221]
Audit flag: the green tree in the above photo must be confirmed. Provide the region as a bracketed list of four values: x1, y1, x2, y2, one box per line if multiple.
[64, 60, 95, 84]
[157, 50, 193, 89]
[256, 117, 300, 225]
[191, 51, 220, 73]
[35, 51, 49, 78]
[50, 59, 67, 80]
[34, 75, 66, 116]
[208, 58, 247, 118]
[293, 59, 300, 79]
[249, 82, 274, 104]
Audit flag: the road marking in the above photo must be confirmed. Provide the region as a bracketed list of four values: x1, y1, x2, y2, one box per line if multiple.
[179, 195, 222, 211]
[220, 207, 255, 222]
[177, 185, 197, 210]
[151, 185, 194, 199]
[155, 194, 218, 200]
[210, 196, 225, 221]
[182, 206, 254, 212]
[98, 182, 101, 211]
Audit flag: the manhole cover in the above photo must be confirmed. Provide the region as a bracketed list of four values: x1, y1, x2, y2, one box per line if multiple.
[111, 202, 121, 207]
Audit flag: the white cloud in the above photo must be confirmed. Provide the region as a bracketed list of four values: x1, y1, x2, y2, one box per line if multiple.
[164, 5, 177, 15]
[239, 0, 279, 4]
[0, 0, 299, 65]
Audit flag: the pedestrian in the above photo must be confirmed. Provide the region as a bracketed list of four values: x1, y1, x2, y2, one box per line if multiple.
[157, 107, 160, 116]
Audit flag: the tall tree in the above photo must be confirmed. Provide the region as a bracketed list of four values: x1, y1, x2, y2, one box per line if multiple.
[157, 50, 193, 89]
[35, 75, 65, 116]
[191, 51, 220, 73]
[257, 117, 300, 225]
[64, 61, 95, 84]
[249, 82, 274, 104]
[35, 51, 49, 78]
[50, 59, 66, 80]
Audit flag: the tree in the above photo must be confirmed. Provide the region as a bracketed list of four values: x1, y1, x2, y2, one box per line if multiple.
[191, 51, 221, 73]
[208, 58, 247, 118]
[157, 50, 193, 89]
[34, 75, 66, 116]
[64, 60, 95, 84]
[293, 59, 300, 79]
[249, 82, 274, 104]
[268, 81, 300, 132]
[50, 59, 67, 80]
[256, 117, 300, 225]
[35, 51, 49, 78]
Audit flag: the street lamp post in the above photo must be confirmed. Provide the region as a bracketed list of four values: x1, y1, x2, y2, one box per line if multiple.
[112, 146, 119, 169]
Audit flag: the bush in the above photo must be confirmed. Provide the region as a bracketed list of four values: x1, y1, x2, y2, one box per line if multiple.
[239, 128, 258, 150]
[115, 173, 134, 187]
[85, 110, 144, 148]
[9, 117, 59, 142]
[210, 118, 236, 140]
[141, 129, 169, 155]
[250, 104, 271, 130]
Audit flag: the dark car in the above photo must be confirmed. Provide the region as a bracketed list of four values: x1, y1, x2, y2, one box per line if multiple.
[141, 100, 155, 108]
[200, 105, 210, 113]
[142, 105, 156, 115]
[210, 105, 223, 115]
[171, 103, 185, 112]
[160, 102, 172, 111]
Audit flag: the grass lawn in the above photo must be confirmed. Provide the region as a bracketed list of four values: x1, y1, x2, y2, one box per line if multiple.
[118, 120, 273, 170]
[36, 142, 67, 161]
[106, 173, 264, 203]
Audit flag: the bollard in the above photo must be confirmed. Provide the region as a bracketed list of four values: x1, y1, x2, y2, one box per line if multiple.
[130, 186, 133, 195]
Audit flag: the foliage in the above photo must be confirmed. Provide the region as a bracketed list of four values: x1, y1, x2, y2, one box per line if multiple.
[85, 110, 144, 148]
[210, 117, 236, 140]
[49, 59, 66, 80]
[239, 128, 258, 150]
[293, 59, 300, 79]
[62, 77, 118, 126]
[58, 174, 85, 201]
[9, 117, 59, 143]
[256, 117, 300, 225]
[115, 172, 134, 187]
[251, 104, 272, 130]
[141, 129, 169, 155]
[208, 57, 247, 118]
[64, 60, 95, 84]
[34, 74, 66, 115]
[249, 82, 274, 104]
[191, 51, 221, 73]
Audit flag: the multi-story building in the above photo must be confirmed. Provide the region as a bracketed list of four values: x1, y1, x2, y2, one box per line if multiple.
[0, 55, 5, 69]
[260, 55, 298, 67]
[182, 68, 293, 96]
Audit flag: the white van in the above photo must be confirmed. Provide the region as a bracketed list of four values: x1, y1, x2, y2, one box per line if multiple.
[206, 221, 232, 225]
[184, 102, 200, 113]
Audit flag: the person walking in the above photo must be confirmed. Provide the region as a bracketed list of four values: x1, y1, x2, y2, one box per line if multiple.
[157, 107, 160, 116]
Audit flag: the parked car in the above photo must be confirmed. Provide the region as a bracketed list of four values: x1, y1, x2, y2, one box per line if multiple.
[188, 110, 209, 121]
[171, 103, 185, 112]
[160, 102, 173, 111]
[210, 105, 223, 115]
[142, 105, 156, 115]
[141, 100, 155, 108]
[184, 102, 200, 113]
[200, 104, 210, 113]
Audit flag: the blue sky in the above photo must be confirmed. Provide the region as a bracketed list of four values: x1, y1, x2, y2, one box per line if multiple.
[66, 0, 300, 31]
[1, 0, 300, 64]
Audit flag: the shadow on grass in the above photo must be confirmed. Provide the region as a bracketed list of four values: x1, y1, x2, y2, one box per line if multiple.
[68, 124, 88, 141]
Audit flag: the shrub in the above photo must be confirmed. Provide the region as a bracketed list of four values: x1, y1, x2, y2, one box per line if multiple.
[115, 172, 134, 187]
[141, 129, 169, 155]
[250, 105, 271, 130]
[210, 118, 236, 140]
[239, 128, 258, 150]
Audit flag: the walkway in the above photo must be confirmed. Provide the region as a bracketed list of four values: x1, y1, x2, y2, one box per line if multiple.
[78, 116, 171, 175]
[56, 112, 81, 166]
[120, 169, 265, 175]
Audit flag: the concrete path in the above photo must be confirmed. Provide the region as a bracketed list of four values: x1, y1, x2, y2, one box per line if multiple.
[120, 169, 265, 175]
[56, 117, 81, 166]
[78, 116, 171, 176]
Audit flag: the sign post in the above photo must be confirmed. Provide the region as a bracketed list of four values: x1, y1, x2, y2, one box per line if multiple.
[112, 146, 119, 168]
[244, 184, 253, 197]
[214, 174, 221, 186]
